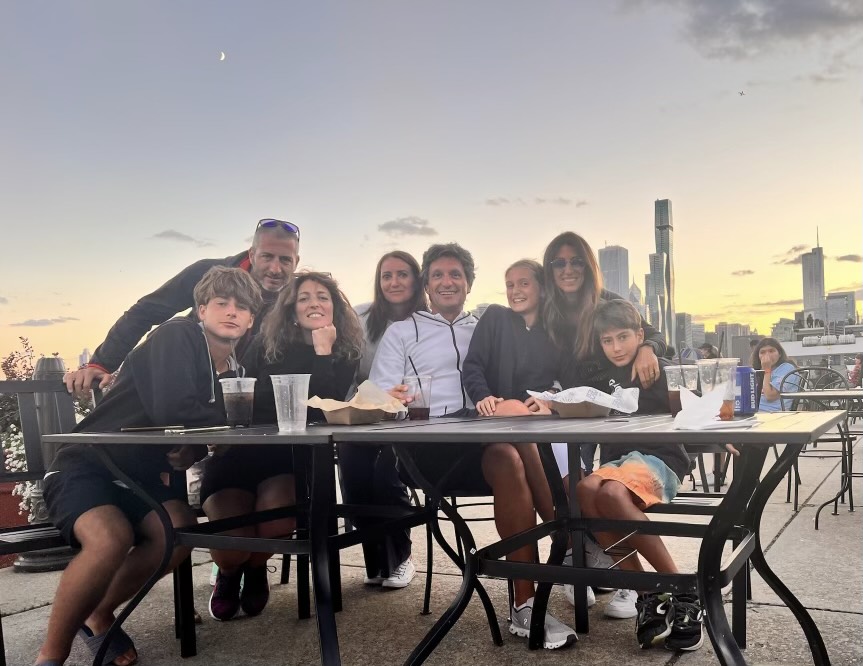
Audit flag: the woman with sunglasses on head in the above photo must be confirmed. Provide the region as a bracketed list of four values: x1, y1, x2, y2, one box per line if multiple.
[202, 271, 362, 622]
[339, 251, 429, 590]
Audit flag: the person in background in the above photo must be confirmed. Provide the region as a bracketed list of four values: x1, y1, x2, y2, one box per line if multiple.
[849, 352, 863, 388]
[64, 218, 301, 395]
[698, 343, 719, 360]
[750, 337, 798, 412]
[202, 272, 361, 622]
[37, 267, 262, 666]
[577, 299, 703, 652]
[340, 251, 428, 589]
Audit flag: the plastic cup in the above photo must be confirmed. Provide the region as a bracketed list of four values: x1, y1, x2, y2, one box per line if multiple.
[403, 375, 432, 420]
[664, 365, 699, 416]
[219, 377, 257, 427]
[270, 374, 311, 431]
[697, 359, 739, 420]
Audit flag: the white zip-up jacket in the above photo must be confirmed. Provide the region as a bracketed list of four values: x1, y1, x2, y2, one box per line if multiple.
[369, 311, 478, 417]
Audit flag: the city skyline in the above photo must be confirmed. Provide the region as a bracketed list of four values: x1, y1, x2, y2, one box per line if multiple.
[1, 2, 861, 370]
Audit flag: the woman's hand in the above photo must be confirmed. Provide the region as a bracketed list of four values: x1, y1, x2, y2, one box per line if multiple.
[312, 324, 337, 355]
[525, 397, 552, 415]
[167, 445, 202, 470]
[632, 345, 661, 387]
[477, 396, 503, 416]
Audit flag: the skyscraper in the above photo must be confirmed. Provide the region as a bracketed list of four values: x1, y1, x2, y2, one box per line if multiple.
[628, 280, 647, 319]
[598, 245, 629, 297]
[675, 313, 693, 349]
[826, 291, 856, 326]
[654, 199, 676, 346]
[691, 323, 706, 347]
[801, 234, 825, 323]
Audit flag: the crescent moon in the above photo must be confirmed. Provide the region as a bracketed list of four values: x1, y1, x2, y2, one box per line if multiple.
[219, 51, 226, 61]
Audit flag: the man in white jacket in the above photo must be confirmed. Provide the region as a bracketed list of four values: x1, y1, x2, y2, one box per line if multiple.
[370, 243, 577, 650]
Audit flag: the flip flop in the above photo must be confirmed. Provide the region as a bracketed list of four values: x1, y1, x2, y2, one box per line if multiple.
[77, 625, 139, 666]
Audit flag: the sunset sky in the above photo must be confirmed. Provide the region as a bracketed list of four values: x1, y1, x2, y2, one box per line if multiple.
[2, 1, 861, 371]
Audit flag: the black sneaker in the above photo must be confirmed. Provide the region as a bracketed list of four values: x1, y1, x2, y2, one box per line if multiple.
[239, 564, 271, 617]
[635, 592, 674, 649]
[209, 567, 243, 621]
[665, 594, 705, 651]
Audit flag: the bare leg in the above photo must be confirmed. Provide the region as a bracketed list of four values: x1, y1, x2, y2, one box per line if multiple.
[492, 401, 555, 523]
[248, 473, 296, 567]
[481, 443, 538, 605]
[203, 488, 256, 573]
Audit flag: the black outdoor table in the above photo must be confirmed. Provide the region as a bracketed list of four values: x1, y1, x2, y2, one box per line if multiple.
[781, 389, 861, 527]
[43, 425, 347, 666]
[334, 410, 846, 666]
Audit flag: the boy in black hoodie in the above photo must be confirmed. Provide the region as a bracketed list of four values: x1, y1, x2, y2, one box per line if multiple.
[36, 267, 262, 666]
[576, 299, 704, 654]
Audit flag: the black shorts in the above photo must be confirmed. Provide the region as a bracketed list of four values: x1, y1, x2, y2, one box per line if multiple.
[199, 445, 295, 504]
[43, 449, 180, 548]
[397, 443, 491, 495]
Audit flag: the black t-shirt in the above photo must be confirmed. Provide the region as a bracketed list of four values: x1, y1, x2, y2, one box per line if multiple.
[584, 357, 691, 482]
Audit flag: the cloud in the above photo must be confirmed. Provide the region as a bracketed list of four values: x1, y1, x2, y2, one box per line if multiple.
[753, 298, 804, 307]
[731, 269, 755, 276]
[0, 296, 7, 305]
[378, 216, 438, 237]
[626, 0, 863, 60]
[152, 230, 215, 247]
[10, 316, 79, 327]
[485, 196, 588, 207]
[835, 254, 863, 262]
[771, 244, 809, 265]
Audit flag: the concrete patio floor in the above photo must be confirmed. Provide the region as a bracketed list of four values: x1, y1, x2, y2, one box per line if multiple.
[2, 439, 861, 665]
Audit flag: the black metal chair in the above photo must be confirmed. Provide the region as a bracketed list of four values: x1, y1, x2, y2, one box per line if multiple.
[779, 367, 851, 513]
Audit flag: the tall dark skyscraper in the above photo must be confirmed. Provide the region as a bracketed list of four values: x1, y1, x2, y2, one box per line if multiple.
[647, 199, 676, 345]
[801, 232, 825, 323]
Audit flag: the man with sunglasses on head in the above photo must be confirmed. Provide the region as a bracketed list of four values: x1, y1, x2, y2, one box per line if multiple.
[65, 219, 300, 395]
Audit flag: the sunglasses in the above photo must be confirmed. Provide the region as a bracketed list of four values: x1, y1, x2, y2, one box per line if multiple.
[257, 218, 301, 238]
[549, 257, 586, 271]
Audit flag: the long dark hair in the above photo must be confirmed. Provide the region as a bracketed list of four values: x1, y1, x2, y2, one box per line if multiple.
[366, 251, 427, 343]
[541, 231, 603, 360]
[260, 272, 364, 363]
[750, 337, 793, 370]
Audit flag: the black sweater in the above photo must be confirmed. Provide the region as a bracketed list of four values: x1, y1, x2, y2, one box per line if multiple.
[241, 338, 358, 425]
[64, 317, 225, 483]
[90, 251, 276, 373]
[463, 305, 557, 403]
[583, 357, 691, 482]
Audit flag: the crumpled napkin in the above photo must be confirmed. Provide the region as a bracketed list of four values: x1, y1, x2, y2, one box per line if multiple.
[673, 384, 756, 430]
[307, 380, 407, 416]
[527, 386, 640, 414]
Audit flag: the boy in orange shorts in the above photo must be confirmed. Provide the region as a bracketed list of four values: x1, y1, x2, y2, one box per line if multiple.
[576, 299, 703, 652]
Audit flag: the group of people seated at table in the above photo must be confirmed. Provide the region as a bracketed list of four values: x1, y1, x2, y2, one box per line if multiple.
[38, 219, 706, 665]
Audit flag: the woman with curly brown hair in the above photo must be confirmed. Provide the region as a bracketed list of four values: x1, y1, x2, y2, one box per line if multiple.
[202, 272, 362, 622]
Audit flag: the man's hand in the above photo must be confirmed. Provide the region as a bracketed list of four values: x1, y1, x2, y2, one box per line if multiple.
[64, 365, 110, 396]
[312, 324, 337, 356]
[476, 396, 503, 417]
[632, 345, 661, 388]
[167, 445, 202, 470]
[388, 384, 412, 404]
[724, 443, 740, 456]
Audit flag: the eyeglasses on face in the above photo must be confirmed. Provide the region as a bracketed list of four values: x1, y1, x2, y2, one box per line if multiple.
[257, 218, 301, 238]
[549, 257, 586, 271]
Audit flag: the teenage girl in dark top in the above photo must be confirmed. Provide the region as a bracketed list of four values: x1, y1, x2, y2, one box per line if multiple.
[203, 272, 361, 622]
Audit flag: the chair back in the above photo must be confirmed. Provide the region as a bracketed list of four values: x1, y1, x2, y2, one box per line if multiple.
[779, 368, 851, 412]
[0, 380, 77, 484]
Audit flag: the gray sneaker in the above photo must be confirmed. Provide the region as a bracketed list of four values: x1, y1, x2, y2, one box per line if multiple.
[509, 598, 578, 649]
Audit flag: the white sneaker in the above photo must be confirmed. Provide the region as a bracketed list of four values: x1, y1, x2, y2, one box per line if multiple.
[382, 558, 416, 588]
[510, 598, 578, 649]
[564, 584, 596, 608]
[604, 588, 638, 619]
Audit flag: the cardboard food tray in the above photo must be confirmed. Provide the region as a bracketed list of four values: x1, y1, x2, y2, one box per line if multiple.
[323, 406, 386, 425]
[551, 401, 611, 418]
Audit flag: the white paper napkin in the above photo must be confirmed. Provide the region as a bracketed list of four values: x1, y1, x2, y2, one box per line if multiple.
[527, 386, 640, 414]
[673, 384, 756, 430]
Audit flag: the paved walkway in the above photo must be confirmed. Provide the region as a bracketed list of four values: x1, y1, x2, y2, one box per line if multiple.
[2, 440, 861, 665]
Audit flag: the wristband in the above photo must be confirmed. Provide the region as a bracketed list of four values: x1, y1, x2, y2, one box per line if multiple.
[85, 363, 110, 374]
